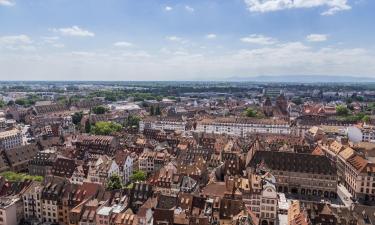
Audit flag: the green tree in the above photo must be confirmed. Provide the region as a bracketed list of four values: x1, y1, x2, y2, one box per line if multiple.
[107, 174, 122, 190]
[7, 100, 14, 106]
[130, 170, 146, 182]
[92, 106, 108, 114]
[345, 98, 353, 104]
[72, 112, 83, 125]
[15, 98, 27, 106]
[125, 115, 140, 128]
[292, 97, 303, 105]
[0, 99, 4, 108]
[362, 115, 371, 123]
[91, 121, 122, 135]
[0, 171, 43, 182]
[336, 105, 349, 116]
[245, 108, 257, 117]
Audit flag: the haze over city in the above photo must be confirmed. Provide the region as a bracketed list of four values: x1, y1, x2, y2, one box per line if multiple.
[1, 0, 375, 81]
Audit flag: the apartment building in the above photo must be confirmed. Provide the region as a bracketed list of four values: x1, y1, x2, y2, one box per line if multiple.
[86, 155, 119, 185]
[28, 148, 57, 177]
[138, 151, 171, 174]
[139, 116, 187, 133]
[0, 129, 22, 150]
[237, 173, 278, 225]
[339, 152, 375, 202]
[0, 197, 23, 225]
[114, 150, 134, 184]
[40, 178, 68, 223]
[22, 182, 43, 221]
[74, 134, 118, 158]
[195, 117, 290, 137]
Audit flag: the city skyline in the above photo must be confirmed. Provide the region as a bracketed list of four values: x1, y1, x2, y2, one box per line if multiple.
[1, 0, 375, 80]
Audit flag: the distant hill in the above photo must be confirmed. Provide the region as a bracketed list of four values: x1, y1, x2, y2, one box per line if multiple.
[227, 75, 375, 83]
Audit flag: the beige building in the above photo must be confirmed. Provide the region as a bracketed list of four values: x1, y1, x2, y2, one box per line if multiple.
[0, 196, 23, 225]
[235, 173, 278, 225]
[139, 116, 187, 133]
[196, 117, 290, 137]
[0, 129, 22, 150]
[341, 154, 375, 202]
[22, 182, 43, 221]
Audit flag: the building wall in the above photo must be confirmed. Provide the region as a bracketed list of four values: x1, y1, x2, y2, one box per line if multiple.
[123, 157, 133, 184]
[196, 122, 290, 137]
[0, 201, 18, 225]
[139, 120, 186, 132]
[0, 130, 22, 150]
[23, 187, 43, 221]
[41, 199, 59, 223]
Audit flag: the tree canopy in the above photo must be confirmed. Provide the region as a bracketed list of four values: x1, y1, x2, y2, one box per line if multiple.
[92, 105, 108, 114]
[107, 174, 122, 190]
[336, 105, 349, 116]
[124, 115, 141, 128]
[244, 108, 257, 117]
[0, 171, 43, 182]
[91, 121, 122, 135]
[72, 111, 83, 125]
[362, 115, 371, 123]
[130, 170, 146, 182]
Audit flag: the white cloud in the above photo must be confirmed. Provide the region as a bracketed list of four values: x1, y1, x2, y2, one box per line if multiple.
[206, 34, 217, 39]
[71, 51, 98, 57]
[166, 36, 188, 44]
[0, 35, 32, 45]
[53, 26, 95, 37]
[41, 36, 64, 48]
[166, 36, 182, 41]
[122, 51, 151, 58]
[113, 41, 134, 48]
[244, 0, 351, 15]
[306, 34, 328, 42]
[185, 5, 195, 12]
[0, 0, 15, 6]
[240, 34, 277, 45]
[0, 35, 35, 51]
[42, 36, 60, 43]
[52, 43, 65, 48]
[1, 39, 374, 80]
[165, 6, 173, 11]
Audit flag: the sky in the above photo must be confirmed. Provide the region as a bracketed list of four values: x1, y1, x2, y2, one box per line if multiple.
[0, 0, 374, 81]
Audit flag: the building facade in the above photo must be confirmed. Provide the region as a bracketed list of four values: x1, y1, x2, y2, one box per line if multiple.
[196, 117, 290, 137]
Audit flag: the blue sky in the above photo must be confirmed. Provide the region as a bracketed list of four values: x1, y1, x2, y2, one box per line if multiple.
[0, 0, 374, 80]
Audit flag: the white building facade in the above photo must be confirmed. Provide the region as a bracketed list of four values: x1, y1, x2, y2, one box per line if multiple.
[196, 118, 290, 137]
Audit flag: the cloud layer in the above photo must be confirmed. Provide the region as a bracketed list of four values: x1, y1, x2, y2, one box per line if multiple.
[1, 39, 374, 80]
[53, 26, 95, 37]
[244, 0, 351, 15]
[306, 34, 328, 42]
[0, 0, 15, 6]
[241, 34, 277, 45]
